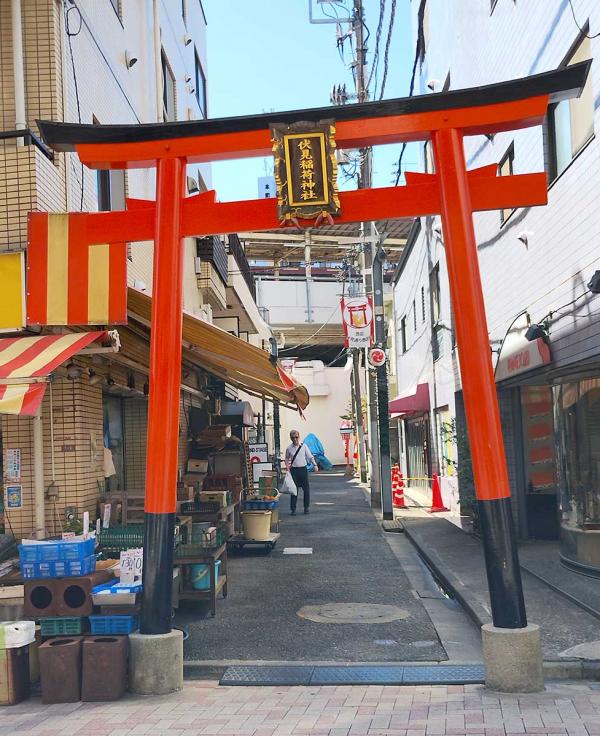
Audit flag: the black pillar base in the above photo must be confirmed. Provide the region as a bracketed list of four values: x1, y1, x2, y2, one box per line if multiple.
[477, 497, 527, 629]
[140, 511, 175, 635]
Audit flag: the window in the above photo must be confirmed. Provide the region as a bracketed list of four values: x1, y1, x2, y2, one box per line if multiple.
[194, 50, 207, 118]
[430, 265, 443, 361]
[161, 51, 177, 122]
[498, 142, 514, 224]
[413, 300, 417, 331]
[548, 35, 594, 181]
[421, 286, 426, 322]
[400, 317, 407, 354]
[96, 170, 126, 212]
[430, 264, 441, 323]
[423, 141, 434, 174]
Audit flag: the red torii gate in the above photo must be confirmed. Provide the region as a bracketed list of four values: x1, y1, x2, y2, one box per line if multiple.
[34, 62, 588, 647]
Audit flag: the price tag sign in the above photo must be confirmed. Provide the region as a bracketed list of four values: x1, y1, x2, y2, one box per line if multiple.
[83, 511, 90, 540]
[133, 548, 143, 579]
[62, 531, 76, 540]
[103, 504, 111, 529]
[120, 548, 143, 585]
[120, 550, 136, 585]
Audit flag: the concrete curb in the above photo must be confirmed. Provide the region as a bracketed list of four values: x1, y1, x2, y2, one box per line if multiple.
[400, 521, 493, 628]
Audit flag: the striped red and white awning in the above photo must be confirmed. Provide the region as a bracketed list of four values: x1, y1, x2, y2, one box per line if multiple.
[0, 331, 109, 416]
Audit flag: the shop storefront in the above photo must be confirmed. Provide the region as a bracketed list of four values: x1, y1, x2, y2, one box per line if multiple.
[555, 376, 600, 573]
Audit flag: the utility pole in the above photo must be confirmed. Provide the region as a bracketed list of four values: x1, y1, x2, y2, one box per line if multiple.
[373, 239, 393, 519]
[352, 351, 368, 483]
[353, 0, 382, 507]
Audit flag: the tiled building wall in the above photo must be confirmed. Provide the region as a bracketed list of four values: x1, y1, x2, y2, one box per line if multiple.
[2, 376, 104, 540]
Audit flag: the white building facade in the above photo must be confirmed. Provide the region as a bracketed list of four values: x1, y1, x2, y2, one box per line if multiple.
[393, 0, 600, 573]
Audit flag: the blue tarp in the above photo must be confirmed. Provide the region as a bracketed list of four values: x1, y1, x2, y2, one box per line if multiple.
[304, 433, 333, 471]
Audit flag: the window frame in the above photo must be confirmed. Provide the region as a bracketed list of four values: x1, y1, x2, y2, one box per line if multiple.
[498, 141, 515, 225]
[161, 50, 177, 122]
[194, 49, 207, 118]
[547, 32, 594, 184]
[400, 317, 407, 354]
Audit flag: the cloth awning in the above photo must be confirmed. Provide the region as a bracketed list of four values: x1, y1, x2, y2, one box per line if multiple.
[127, 289, 309, 410]
[0, 331, 110, 415]
[389, 383, 430, 417]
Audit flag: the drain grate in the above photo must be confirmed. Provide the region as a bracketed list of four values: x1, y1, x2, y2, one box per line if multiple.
[220, 666, 312, 686]
[311, 666, 404, 685]
[219, 664, 485, 686]
[382, 520, 404, 533]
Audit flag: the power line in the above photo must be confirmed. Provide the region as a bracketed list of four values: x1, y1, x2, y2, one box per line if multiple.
[567, 0, 600, 39]
[378, 0, 397, 100]
[367, 0, 386, 93]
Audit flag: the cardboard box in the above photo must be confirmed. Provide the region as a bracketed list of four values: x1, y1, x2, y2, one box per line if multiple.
[199, 490, 229, 508]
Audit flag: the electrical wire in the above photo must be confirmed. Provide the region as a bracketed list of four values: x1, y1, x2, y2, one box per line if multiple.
[393, 0, 426, 184]
[367, 0, 386, 93]
[378, 0, 397, 100]
[278, 302, 343, 353]
[65, 5, 85, 211]
[567, 0, 600, 39]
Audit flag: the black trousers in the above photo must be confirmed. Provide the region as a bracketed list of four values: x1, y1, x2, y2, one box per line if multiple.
[290, 467, 310, 511]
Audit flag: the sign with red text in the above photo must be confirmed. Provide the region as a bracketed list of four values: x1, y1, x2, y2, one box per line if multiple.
[495, 314, 552, 382]
[341, 296, 374, 349]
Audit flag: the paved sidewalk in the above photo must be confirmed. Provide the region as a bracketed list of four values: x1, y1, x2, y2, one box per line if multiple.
[399, 513, 600, 658]
[5, 681, 600, 735]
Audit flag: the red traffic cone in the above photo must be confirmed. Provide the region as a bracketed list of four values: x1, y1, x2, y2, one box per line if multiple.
[392, 468, 406, 509]
[428, 473, 449, 513]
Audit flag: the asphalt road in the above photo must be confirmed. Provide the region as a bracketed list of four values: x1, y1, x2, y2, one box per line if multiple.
[177, 473, 448, 662]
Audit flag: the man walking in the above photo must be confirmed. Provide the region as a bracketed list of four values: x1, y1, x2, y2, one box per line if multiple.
[285, 430, 318, 515]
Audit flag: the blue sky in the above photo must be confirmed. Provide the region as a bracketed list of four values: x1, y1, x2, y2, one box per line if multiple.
[202, 0, 417, 201]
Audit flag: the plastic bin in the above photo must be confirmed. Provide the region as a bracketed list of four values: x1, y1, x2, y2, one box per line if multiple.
[242, 500, 278, 511]
[179, 501, 220, 514]
[21, 554, 96, 580]
[0, 621, 35, 649]
[241, 511, 272, 541]
[190, 560, 221, 590]
[19, 536, 95, 564]
[89, 615, 138, 635]
[91, 580, 142, 607]
[40, 617, 85, 637]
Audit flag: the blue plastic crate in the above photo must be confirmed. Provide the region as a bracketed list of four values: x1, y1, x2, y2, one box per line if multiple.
[89, 615, 139, 635]
[243, 500, 278, 511]
[21, 554, 96, 580]
[19, 537, 95, 565]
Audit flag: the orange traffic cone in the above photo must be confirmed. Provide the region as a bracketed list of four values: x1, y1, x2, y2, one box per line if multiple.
[428, 473, 449, 513]
[392, 465, 406, 509]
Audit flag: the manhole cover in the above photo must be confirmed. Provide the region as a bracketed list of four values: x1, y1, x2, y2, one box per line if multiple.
[297, 602, 410, 624]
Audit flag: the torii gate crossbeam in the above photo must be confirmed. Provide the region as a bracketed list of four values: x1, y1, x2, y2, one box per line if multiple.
[35, 62, 589, 649]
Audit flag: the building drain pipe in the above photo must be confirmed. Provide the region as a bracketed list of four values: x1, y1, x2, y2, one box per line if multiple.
[11, 0, 26, 145]
[33, 404, 45, 540]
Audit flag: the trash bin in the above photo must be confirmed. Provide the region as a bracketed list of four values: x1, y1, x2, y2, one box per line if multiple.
[241, 511, 272, 541]
[82, 636, 128, 702]
[39, 637, 82, 704]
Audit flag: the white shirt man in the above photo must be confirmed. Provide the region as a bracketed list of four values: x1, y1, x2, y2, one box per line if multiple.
[285, 430, 318, 515]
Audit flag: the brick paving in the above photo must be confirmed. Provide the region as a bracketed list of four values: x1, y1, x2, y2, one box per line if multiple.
[3, 682, 600, 736]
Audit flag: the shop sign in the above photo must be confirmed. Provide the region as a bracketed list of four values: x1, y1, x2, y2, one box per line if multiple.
[495, 313, 552, 382]
[4, 448, 21, 482]
[341, 296, 374, 349]
[5, 485, 22, 509]
[368, 347, 386, 368]
[249, 443, 268, 463]
[271, 121, 341, 222]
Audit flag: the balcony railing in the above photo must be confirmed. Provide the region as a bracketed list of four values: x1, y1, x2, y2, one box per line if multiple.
[228, 234, 256, 300]
[196, 236, 228, 284]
